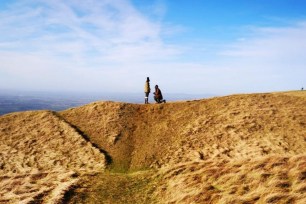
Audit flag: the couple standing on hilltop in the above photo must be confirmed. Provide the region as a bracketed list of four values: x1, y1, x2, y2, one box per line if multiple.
[144, 77, 166, 104]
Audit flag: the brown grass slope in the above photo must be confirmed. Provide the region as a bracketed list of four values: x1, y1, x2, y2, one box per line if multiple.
[60, 91, 306, 170]
[0, 111, 106, 203]
[61, 91, 306, 203]
[155, 154, 306, 203]
[1, 91, 305, 203]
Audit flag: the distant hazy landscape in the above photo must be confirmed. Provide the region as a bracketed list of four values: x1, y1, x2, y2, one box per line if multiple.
[0, 90, 211, 115]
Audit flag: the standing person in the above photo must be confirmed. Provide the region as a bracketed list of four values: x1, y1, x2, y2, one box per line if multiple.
[144, 77, 151, 104]
[154, 85, 166, 103]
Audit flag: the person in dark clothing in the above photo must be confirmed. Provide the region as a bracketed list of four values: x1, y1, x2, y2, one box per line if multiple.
[153, 85, 166, 103]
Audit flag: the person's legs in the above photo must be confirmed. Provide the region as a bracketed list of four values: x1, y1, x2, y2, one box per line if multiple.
[154, 96, 160, 103]
[145, 92, 149, 104]
[154, 96, 157, 103]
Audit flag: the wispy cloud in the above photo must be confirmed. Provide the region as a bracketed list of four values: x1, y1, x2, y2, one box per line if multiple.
[221, 21, 306, 60]
[0, 0, 179, 61]
[213, 21, 306, 92]
[0, 0, 183, 91]
[0, 0, 305, 94]
[147, 21, 306, 94]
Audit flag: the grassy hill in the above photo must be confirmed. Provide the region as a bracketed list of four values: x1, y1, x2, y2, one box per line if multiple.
[0, 110, 106, 203]
[0, 91, 305, 203]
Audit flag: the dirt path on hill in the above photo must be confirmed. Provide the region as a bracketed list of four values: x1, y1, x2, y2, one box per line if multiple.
[65, 170, 158, 204]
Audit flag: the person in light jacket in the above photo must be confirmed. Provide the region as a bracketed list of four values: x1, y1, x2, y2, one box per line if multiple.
[144, 77, 151, 104]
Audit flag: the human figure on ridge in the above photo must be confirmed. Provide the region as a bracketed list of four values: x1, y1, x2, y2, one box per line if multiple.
[144, 77, 151, 104]
[154, 85, 166, 103]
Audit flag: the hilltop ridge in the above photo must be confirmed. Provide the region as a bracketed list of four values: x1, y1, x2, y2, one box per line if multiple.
[60, 91, 306, 170]
[0, 91, 305, 203]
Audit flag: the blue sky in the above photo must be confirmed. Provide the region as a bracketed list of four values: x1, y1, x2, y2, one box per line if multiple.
[0, 0, 305, 96]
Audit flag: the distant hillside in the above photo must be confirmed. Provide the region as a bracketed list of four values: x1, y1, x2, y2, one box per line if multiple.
[0, 91, 305, 203]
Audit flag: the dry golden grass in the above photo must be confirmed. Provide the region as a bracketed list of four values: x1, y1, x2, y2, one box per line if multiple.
[0, 111, 106, 203]
[60, 92, 306, 170]
[154, 154, 306, 203]
[1, 91, 305, 203]
[0, 171, 78, 204]
[61, 91, 306, 203]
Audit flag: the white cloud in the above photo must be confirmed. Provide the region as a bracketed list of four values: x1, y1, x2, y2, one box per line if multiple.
[0, 0, 305, 95]
[151, 21, 306, 94]
[0, 0, 179, 60]
[215, 22, 306, 93]
[0, 0, 184, 92]
[221, 22, 306, 60]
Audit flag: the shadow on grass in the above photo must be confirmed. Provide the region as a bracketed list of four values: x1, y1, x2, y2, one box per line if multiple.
[53, 111, 113, 165]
